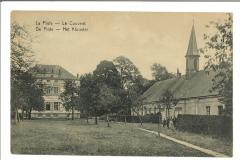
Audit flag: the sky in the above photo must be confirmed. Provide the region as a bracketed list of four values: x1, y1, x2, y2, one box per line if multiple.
[11, 11, 228, 79]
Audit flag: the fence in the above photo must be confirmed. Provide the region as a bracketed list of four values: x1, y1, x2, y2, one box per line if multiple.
[175, 114, 232, 138]
[101, 114, 162, 124]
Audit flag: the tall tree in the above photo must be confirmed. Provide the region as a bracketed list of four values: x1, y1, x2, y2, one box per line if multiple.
[200, 14, 232, 115]
[151, 63, 175, 81]
[93, 60, 124, 124]
[11, 22, 43, 123]
[60, 80, 79, 120]
[79, 73, 100, 124]
[113, 56, 146, 115]
[11, 22, 33, 79]
[18, 71, 44, 120]
[113, 56, 143, 90]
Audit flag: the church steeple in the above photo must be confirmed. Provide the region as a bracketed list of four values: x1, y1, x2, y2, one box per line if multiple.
[185, 23, 200, 79]
[186, 24, 199, 56]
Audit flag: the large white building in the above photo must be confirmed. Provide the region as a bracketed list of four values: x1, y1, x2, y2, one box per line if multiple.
[31, 64, 80, 118]
[133, 24, 225, 120]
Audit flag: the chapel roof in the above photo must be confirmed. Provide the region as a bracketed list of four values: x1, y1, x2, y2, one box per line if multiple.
[141, 70, 218, 103]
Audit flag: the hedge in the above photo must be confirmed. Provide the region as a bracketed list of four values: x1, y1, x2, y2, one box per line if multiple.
[176, 114, 232, 138]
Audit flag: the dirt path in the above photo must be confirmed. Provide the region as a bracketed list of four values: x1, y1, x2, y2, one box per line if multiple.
[138, 128, 229, 157]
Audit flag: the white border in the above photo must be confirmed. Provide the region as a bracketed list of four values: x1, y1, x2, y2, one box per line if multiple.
[1, 2, 240, 160]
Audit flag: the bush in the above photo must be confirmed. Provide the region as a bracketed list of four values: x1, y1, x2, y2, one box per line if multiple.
[176, 114, 232, 138]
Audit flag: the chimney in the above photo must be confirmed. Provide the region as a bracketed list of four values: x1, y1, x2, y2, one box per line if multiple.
[77, 73, 79, 78]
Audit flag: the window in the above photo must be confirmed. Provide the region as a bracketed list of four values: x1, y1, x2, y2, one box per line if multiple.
[149, 108, 152, 114]
[53, 87, 59, 94]
[54, 80, 58, 82]
[218, 105, 223, 115]
[206, 106, 211, 115]
[46, 102, 51, 111]
[47, 79, 50, 82]
[154, 107, 156, 114]
[54, 102, 59, 110]
[46, 87, 51, 95]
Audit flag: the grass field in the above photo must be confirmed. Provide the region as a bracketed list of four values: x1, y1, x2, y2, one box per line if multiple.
[11, 119, 210, 156]
[140, 123, 232, 156]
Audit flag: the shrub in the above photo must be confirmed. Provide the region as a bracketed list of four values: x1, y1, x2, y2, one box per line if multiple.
[176, 114, 232, 138]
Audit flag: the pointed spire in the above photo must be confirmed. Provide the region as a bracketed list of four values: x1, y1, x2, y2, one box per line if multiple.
[186, 24, 199, 56]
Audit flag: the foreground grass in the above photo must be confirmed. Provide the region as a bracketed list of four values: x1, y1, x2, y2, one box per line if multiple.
[11, 119, 209, 156]
[137, 123, 232, 156]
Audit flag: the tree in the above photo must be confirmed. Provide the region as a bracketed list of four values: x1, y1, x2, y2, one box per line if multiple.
[200, 14, 232, 116]
[18, 71, 44, 120]
[113, 56, 143, 90]
[79, 73, 100, 124]
[11, 22, 33, 80]
[93, 60, 124, 125]
[131, 97, 147, 127]
[11, 22, 44, 123]
[60, 80, 79, 120]
[151, 63, 175, 81]
[113, 56, 146, 115]
[160, 90, 178, 119]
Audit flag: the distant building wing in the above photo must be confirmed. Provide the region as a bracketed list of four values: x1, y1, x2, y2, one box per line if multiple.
[31, 64, 76, 80]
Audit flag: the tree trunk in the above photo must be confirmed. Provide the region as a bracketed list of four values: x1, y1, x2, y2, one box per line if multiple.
[86, 114, 89, 124]
[158, 112, 161, 137]
[95, 116, 98, 125]
[14, 107, 18, 124]
[136, 113, 143, 127]
[107, 114, 110, 127]
[17, 108, 20, 122]
[124, 115, 127, 125]
[72, 106, 74, 120]
[28, 108, 32, 120]
[21, 109, 24, 121]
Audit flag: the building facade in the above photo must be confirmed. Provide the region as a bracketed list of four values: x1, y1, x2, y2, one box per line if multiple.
[31, 64, 80, 118]
[133, 24, 225, 120]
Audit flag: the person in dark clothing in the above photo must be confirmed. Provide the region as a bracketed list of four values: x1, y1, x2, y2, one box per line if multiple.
[166, 118, 170, 129]
[172, 116, 177, 128]
[163, 118, 166, 127]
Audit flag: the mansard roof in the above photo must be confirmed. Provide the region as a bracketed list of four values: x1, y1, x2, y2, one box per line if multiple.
[31, 64, 76, 80]
[141, 70, 218, 103]
[186, 24, 199, 56]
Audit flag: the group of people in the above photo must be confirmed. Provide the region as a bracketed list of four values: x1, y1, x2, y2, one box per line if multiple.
[162, 117, 177, 129]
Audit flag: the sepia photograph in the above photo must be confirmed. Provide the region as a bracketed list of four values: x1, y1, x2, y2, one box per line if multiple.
[10, 11, 232, 157]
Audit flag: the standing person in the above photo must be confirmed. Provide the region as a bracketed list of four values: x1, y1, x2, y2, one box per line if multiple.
[166, 118, 170, 129]
[169, 117, 174, 130]
[163, 118, 166, 127]
[172, 116, 177, 128]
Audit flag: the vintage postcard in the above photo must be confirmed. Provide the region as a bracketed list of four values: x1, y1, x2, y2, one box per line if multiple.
[10, 11, 232, 157]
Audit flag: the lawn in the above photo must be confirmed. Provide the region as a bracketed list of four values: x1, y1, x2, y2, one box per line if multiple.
[138, 123, 232, 156]
[11, 119, 209, 156]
